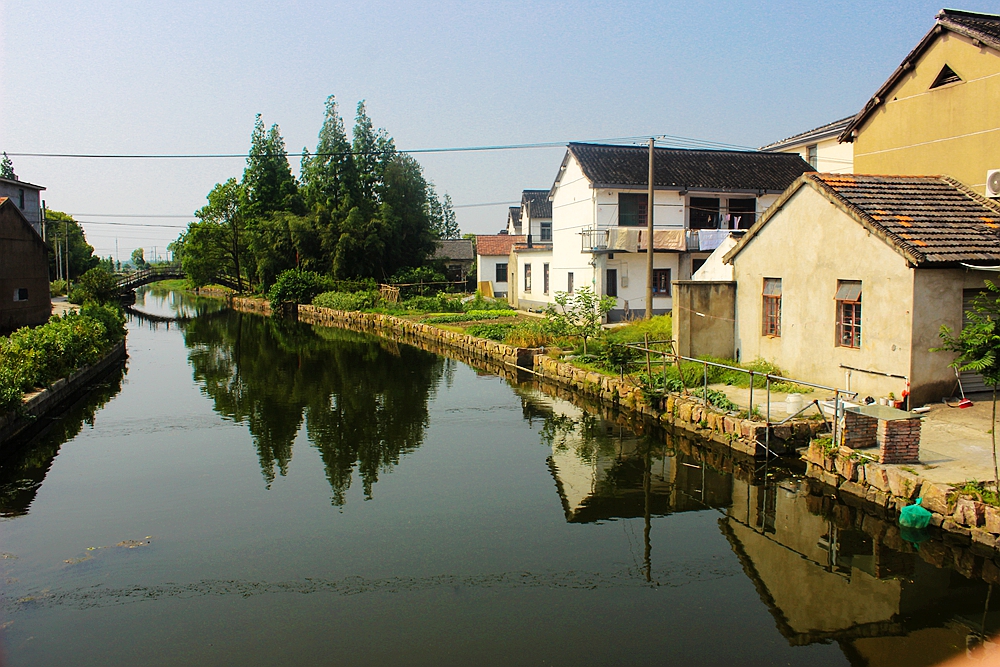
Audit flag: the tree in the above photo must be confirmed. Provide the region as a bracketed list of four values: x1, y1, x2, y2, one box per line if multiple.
[242, 115, 302, 220]
[1, 152, 14, 179]
[44, 210, 99, 280]
[131, 247, 148, 270]
[185, 178, 248, 291]
[428, 189, 459, 239]
[300, 95, 357, 213]
[73, 267, 119, 305]
[545, 286, 617, 355]
[936, 280, 1000, 489]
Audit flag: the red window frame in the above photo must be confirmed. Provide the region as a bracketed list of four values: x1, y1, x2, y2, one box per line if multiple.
[762, 278, 781, 337]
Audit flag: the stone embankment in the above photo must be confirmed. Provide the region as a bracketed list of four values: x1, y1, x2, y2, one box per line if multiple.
[0, 340, 128, 447]
[229, 298, 825, 458]
[804, 439, 1000, 561]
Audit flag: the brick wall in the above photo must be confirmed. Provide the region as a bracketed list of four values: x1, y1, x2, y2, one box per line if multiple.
[878, 418, 921, 464]
[841, 411, 877, 449]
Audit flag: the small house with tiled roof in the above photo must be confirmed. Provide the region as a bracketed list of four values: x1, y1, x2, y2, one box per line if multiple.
[506, 206, 522, 235]
[722, 173, 1000, 405]
[519, 190, 553, 244]
[525, 142, 811, 319]
[761, 116, 854, 174]
[0, 197, 51, 332]
[840, 9, 1000, 196]
[475, 234, 525, 297]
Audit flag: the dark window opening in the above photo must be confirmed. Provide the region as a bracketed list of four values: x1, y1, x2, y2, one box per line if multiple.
[18, 189, 24, 209]
[652, 269, 671, 295]
[524, 264, 532, 293]
[606, 269, 618, 297]
[762, 278, 781, 337]
[728, 198, 756, 228]
[689, 197, 720, 229]
[567, 272, 574, 294]
[543, 263, 550, 295]
[619, 193, 647, 227]
[691, 258, 707, 275]
[540, 222, 552, 241]
[14, 288, 28, 301]
[836, 280, 862, 348]
[930, 64, 962, 89]
[495, 263, 508, 284]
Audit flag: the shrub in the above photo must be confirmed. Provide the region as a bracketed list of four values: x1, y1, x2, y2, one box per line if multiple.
[465, 322, 518, 341]
[50, 280, 67, 297]
[402, 293, 463, 313]
[268, 269, 335, 305]
[462, 293, 513, 312]
[72, 267, 119, 305]
[392, 266, 447, 296]
[504, 321, 550, 348]
[80, 303, 127, 343]
[422, 310, 515, 324]
[313, 290, 381, 311]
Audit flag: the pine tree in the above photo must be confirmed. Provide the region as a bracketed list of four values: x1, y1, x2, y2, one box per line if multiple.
[1, 152, 15, 179]
[300, 95, 357, 212]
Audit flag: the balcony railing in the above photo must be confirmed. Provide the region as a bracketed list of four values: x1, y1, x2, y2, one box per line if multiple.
[581, 228, 609, 252]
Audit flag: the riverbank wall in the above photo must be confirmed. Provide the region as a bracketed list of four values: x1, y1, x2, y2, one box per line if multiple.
[229, 298, 825, 459]
[0, 340, 128, 447]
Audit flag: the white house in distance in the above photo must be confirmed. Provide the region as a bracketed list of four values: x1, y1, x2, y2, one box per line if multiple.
[0, 175, 45, 236]
[511, 142, 813, 320]
[475, 234, 524, 297]
[760, 116, 854, 174]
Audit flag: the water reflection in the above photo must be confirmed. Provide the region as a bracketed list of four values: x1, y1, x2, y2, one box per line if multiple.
[0, 364, 125, 517]
[182, 310, 444, 505]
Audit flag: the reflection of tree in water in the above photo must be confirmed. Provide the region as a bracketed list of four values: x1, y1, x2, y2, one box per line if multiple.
[0, 364, 126, 517]
[183, 311, 443, 505]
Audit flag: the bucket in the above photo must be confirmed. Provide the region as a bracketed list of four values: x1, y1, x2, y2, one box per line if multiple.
[785, 393, 804, 416]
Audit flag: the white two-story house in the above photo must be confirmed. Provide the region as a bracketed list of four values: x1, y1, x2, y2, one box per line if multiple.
[511, 142, 812, 320]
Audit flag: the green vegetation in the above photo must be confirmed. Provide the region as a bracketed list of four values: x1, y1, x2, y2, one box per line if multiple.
[0, 304, 126, 411]
[68, 267, 118, 305]
[936, 279, 1000, 489]
[44, 209, 100, 280]
[172, 96, 459, 293]
[464, 322, 518, 341]
[422, 310, 516, 324]
[605, 315, 673, 346]
[267, 269, 335, 305]
[954, 480, 1000, 507]
[544, 287, 616, 355]
[313, 290, 382, 311]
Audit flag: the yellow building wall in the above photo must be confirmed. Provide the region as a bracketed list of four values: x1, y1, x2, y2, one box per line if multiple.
[733, 185, 915, 399]
[853, 32, 1000, 194]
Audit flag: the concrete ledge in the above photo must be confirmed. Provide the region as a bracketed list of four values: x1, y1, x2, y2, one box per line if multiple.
[0, 339, 128, 447]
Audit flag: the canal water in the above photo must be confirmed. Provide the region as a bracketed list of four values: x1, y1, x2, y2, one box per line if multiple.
[0, 289, 996, 666]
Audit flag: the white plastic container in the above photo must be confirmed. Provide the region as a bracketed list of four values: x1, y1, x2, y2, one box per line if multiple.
[785, 393, 804, 416]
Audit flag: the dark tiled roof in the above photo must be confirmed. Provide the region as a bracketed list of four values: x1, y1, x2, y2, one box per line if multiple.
[841, 9, 1000, 141]
[475, 234, 525, 256]
[0, 176, 45, 190]
[521, 190, 552, 219]
[566, 143, 813, 193]
[760, 117, 853, 151]
[431, 238, 475, 261]
[727, 174, 1000, 267]
[508, 206, 522, 230]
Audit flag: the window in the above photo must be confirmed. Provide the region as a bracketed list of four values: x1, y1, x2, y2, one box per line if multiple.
[691, 258, 707, 275]
[495, 263, 508, 284]
[606, 269, 618, 297]
[524, 264, 532, 293]
[728, 198, 756, 228]
[836, 280, 862, 348]
[618, 193, 647, 227]
[930, 64, 961, 89]
[540, 222, 552, 241]
[806, 144, 818, 169]
[689, 197, 720, 229]
[18, 189, 24, 209]
[762, 278, 781, 337]
[567, 272, 574, 294]
[13, 288, 28, 301]
[543, 263, 550, 294]
[652, 269, 671, 295]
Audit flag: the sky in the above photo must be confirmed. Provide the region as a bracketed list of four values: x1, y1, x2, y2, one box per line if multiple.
[1, 0, 996, 261]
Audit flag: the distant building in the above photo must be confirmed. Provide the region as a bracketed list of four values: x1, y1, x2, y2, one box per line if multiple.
[0, 176, 45, 237]
[840, 9, 1000, 197]
[518, 190, 553, 244]
[475, 234, 524, 297]
[506, 206, 522, 235]
[761, 116, 854, 173]
[430, 238, 475, 282]
[0, 197, 51, 332]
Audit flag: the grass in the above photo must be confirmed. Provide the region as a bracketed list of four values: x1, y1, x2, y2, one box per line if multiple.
[954, 480, 1000, 507]
[605, 315, 672, 346]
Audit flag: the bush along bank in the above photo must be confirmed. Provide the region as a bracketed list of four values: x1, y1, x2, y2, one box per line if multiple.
[0, 304, 128, 445]
[803, 438, 1000, 554]
[229, 297, 824, 457]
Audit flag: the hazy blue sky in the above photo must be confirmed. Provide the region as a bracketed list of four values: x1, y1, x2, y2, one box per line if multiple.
[1, 0, 994, 259]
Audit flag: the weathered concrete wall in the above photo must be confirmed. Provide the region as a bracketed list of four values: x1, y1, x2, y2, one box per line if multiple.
[732, 185, 914, 400]
[0, 340, 127, 446]
[673, 280, 735, 359]
[0, 199, 51, 332]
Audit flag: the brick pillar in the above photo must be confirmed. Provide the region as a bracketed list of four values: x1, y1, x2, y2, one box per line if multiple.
[841, 411, 877, 449]
[878, 418, 921, 464]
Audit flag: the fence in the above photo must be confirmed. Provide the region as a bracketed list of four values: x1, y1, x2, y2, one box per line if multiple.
[622, 336, 858, 456]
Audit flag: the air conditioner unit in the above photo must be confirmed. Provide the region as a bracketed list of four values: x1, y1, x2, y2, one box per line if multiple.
[987, 169, 1000, 198]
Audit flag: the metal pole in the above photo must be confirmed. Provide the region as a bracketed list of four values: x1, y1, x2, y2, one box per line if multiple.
[833, 390, 840, 448]
[766, 375, 771, 456]
[645, 137, 654, 320]
[65, 217, 70, 288]
[748, 371, 754, 419]
[703, 361, 709, 407]
[644, 333, 652, 379]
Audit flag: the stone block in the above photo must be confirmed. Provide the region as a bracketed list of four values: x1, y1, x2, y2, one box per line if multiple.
[691, 405, 703, 424]
[942, 520, 972, 541]
[839, 481, 866, 501]
[804, 441, 826, 467]
[983, 558, 1000, 585]
[678, 403, 693, 423]
[956, 497, 986, 528]
[972, 528, 997, 549]
[834, 456, 858, 483]
[920, 483, 955, 516]
[920, 540, 950, 568]
[886, 468, 921, 500]
[986, 506, 1000, 535]
[866, 488, 890, 508]
[865, 464, 891, 494]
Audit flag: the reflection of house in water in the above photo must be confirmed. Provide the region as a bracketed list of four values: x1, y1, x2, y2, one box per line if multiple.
[724, 476, 996, 667]
[518, 388, 731, 523]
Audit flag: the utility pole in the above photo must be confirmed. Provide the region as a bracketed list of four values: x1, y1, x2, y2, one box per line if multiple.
[645, 137, 655, 320]
[41, 200, 47, 242]
[65, 217, 70, 288]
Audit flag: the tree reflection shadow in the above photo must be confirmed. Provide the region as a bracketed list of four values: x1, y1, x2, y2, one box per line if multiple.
[182, 311, 443, 505]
